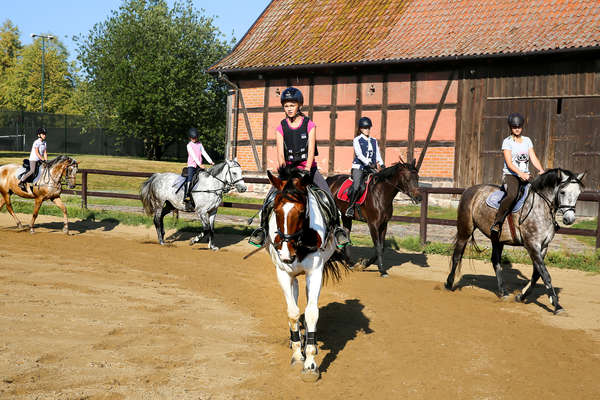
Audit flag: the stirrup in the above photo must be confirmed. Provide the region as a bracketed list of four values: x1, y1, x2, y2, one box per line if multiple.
[334, 227, 351, 248]
[248, 228, 266, 248]
[490, 222, 501, 233]
[345, 205, 355, 218]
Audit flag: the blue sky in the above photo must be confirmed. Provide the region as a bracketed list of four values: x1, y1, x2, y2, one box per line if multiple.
[3, 0, 271, 63]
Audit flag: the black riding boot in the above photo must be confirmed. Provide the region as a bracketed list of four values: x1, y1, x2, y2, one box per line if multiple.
[248, 192, 275, 247]
[345, 189, 361, 218]
[183, 181, 194, 212]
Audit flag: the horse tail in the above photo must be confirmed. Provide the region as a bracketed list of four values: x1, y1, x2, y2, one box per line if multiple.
[140, 174, 162, 215]
[323, 250, 352, 285]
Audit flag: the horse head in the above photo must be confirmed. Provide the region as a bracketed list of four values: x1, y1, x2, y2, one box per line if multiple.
[65, 158, 79, 189]
[555, 170, 585, 225]
[375, 157, 422, 203]
[226, 158, 247, 193]
[268, 166, 312, 264]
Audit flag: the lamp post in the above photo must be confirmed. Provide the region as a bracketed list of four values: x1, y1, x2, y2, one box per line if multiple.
[30, 33, 54, 113]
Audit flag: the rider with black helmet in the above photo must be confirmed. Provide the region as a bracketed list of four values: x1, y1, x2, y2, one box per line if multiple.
[346, 116, 384, 218]
[18, 127, 48, 192]
[184, 127, 214, 211]
[490, 113, 545, 234]
[248, 87, 351, 248]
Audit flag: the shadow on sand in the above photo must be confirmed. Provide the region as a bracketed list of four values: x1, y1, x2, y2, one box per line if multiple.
[316, 298, 373, 373]
[349, 244, 429, 274]
[163, 225, 253, 249]
[33, 217, 120, 234]
[454, 262, 562, 314]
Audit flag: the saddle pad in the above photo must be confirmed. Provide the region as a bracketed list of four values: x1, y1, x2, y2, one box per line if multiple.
[336, 175, 372, 205]
[15, 167, 42, 184]
[485, 183, 530, 213]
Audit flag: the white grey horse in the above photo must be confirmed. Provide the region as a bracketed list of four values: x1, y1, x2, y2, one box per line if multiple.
[140, 159, 246, 249]
[446, 168, 585, 314]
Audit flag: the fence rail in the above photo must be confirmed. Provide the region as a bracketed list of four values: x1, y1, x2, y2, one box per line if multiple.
[62, 169, 600, 248]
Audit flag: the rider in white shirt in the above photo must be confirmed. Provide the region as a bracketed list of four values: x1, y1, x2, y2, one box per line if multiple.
[18, 127, 48, 191]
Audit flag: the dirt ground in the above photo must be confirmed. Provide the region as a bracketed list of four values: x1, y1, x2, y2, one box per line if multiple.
[0, 212, 599, 400]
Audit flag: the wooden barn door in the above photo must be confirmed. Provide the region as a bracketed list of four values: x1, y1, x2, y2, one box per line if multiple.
[480, 99, 552, 185]
[551, 97, 600, 189]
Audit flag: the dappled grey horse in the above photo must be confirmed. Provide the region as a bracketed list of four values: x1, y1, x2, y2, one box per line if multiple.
[140, 160, 246, 249]
[445, 168, 585, 314]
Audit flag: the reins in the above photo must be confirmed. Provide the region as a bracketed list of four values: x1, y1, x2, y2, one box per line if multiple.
[191, 161, 243, 194]
[518, 178, 582, 226]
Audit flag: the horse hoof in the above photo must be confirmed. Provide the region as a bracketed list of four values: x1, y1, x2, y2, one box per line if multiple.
[301, 366, 320, 382]
[210, 246, 219, 251]
[189, 238, 197, 246]
[515, 294, 523, 303]
[16, 223, 23, 230]
[500, 294, 511, 302]
[29, 229, 35, 234]
[554, 307, 566, 316]
[379, 272, 389, 278]
[444, 283, 454, 291]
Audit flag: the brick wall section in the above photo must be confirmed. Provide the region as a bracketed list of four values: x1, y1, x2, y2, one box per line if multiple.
[230, 75, 458, 182]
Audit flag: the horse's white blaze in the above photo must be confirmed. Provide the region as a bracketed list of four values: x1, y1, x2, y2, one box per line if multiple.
[278, 202, 295, 261]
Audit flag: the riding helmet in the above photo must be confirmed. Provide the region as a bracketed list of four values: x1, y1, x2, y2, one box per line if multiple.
[358, 117, 372, 129]
[280, 87, 304, 106]
[188, 127, 199, 139]
[37, 127, 47, 135]
[507, 113, 525, 128]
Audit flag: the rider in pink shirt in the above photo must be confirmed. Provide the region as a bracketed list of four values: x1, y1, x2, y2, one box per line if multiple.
[184, 127, 214, 211]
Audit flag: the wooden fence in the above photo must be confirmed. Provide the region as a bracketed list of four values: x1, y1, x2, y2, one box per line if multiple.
[63, 169, 600, 248]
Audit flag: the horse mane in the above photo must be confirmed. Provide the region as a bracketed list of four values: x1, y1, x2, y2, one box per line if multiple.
[207, 161, 226, 177]
[531, 168, 584, 192]
[46, 155, 70, 167]
[373, 160, 415, 183]
[276, 164, 309, 199]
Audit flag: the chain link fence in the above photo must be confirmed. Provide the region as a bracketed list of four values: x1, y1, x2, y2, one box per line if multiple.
[0, 109, 188, 160]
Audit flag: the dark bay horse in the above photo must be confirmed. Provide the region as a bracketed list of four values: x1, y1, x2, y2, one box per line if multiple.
[266, 165, 350, 382]
[327, 159, 422, 277]
[0, 155, 78, 233]
[445, 169, 585, 314]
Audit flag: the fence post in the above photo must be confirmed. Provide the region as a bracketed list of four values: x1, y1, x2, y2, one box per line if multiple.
[419, 189, 429, 245]
[81, 171, 88, 209]
[596, 201, 600, 249]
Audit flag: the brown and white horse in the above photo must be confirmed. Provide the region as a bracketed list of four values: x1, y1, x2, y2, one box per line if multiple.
[0, 155, 78, 233]
[265, 165, 350, 382]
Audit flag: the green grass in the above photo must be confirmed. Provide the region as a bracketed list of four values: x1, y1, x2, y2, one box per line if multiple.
[570, 219, 598, 247]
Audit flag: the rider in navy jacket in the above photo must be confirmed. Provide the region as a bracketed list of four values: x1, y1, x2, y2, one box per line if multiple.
[346, 117, 384, 218]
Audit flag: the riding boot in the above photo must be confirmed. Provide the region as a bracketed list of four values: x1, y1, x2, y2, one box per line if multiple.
[248, 192, 275, 247]
[183, 182, 194, 212]
[345, 190, 360, 218]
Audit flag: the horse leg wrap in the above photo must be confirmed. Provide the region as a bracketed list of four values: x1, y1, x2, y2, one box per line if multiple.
[305, 332, 316, 346]
[290, 330, 301, 342]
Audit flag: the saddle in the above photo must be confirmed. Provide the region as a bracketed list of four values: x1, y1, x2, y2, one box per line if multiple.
[17, 159, 42, 183]
[485, 183, 531, 213]
[175, 167, 205, 193]
[336, 175, 372, 205]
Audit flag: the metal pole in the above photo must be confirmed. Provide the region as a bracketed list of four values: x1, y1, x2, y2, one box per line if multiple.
[419, 189, 429, 245]
[41, 37, 45, 114]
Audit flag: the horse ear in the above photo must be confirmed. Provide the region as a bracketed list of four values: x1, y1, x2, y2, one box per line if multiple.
[559, 170, 569, 183]
[577, 172, 585, 182]
[267, 170, 284, 190]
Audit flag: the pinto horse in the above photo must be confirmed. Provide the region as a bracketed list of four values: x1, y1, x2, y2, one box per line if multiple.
[327, 159, 422, 277]
[266, 165, 350, 382]
[0, 155, 78, 233]
[445, 169, 585, 314]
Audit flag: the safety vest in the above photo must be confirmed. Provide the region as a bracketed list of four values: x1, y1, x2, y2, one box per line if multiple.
[281, 116, 318, 163]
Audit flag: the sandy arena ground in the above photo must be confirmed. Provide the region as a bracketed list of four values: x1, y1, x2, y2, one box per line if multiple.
[0, 212, 599, 399]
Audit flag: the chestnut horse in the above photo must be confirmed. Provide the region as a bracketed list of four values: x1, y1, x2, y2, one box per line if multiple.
[0, 155, 78, 233]
[266, 165, 350, 382]
[327, 159, 422, 277]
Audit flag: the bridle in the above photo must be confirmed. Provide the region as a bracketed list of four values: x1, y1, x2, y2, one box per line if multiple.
[519, 178, 583, 225]
[192, 161, 244, 194]
[35, 158, 77, 190]
[273, 190, 308, 250]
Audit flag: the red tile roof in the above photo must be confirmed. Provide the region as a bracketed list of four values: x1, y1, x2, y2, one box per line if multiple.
[210, 0, 600, 71]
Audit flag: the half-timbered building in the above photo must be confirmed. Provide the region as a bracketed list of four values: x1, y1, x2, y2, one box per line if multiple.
[209, 0, 600, 193]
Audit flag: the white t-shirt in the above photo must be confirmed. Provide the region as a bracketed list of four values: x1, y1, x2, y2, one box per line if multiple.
[29, 138, 47, 161]
[502, 135, 533, 176]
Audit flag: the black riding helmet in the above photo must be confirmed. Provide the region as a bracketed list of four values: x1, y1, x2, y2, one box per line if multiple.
[280, 87, 304, 106]
[37, 127, 47, 135]
[507, 113, 525, 128]
[188, 127, 198, 139]
[358, 117, 372, 129]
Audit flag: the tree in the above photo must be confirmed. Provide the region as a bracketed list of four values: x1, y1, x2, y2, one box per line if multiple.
[76, 0, 231, 160]
[0, 20, 22, 74]
[0, 26, 78, 114]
